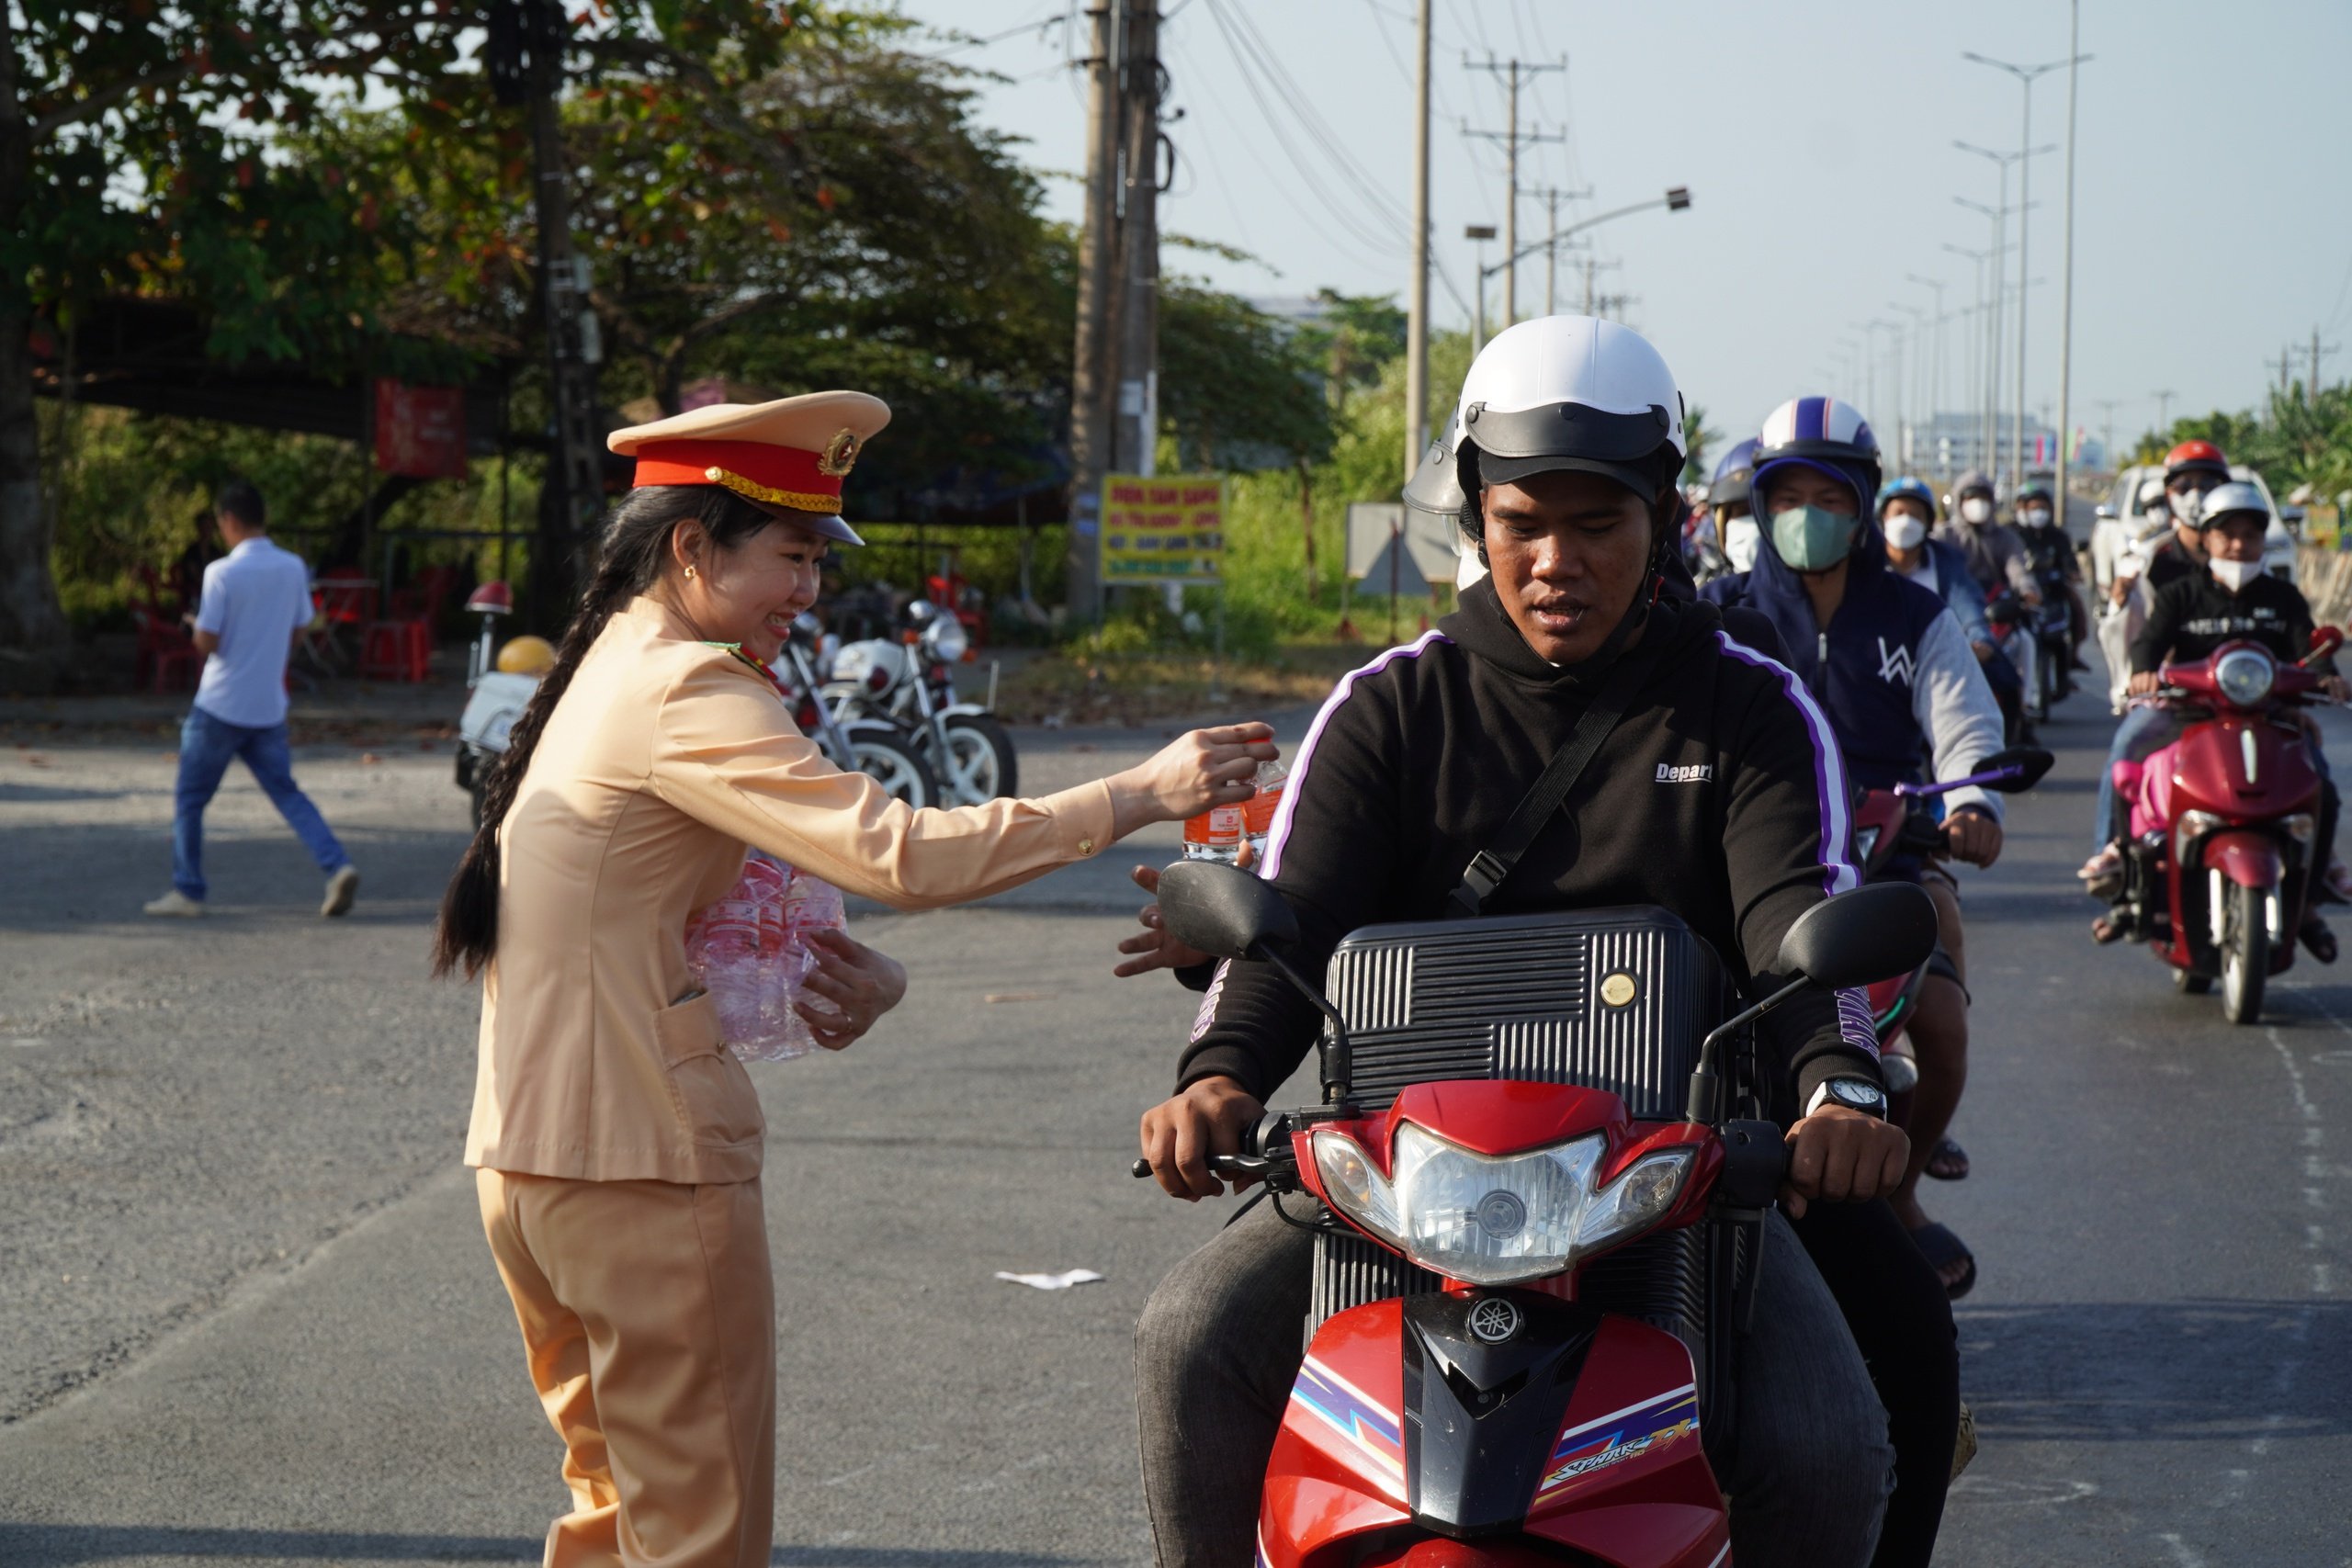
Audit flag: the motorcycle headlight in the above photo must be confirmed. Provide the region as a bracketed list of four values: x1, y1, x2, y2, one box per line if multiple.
[926, 616, 969, 663]
[2215, 648, 2277, 707]
[1312, 1124, 1693, 1287]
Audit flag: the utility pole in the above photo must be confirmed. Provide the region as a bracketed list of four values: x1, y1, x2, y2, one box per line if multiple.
[2152, 388, 2177, 442]
[1112, 0, 1161, 479]
[1464, 55, 1564, 328]
[1535, 186, 1592, 314]
[2051, 10, 2085, 526]
[2309, 326, 2340, 400]
[1579, 255, 1621, 314]
[1066, 0, 1121, 623]
[2094, 398, 2121, 469]
[505, 0, 605, 624]
[1402, 0, 1430, 481]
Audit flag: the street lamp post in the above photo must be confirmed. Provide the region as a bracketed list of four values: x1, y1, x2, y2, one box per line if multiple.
[1906, 273, 1948, 453]
[1472, 187, 1690, 346]
[1966, 49, 2089, 490]
[1944, 241, 2001, 477]
[1465, 224, 1496, 350]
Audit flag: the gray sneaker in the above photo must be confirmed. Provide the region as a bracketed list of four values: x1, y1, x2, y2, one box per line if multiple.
[143, 890, 205, 918]
[322, 865, 360, 918]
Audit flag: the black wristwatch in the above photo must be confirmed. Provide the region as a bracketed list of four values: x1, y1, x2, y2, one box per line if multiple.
[1805, 1077, 1888, 1119]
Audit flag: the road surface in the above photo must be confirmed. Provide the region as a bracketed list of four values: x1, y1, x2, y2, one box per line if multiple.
[2, 670, 2346, 1565]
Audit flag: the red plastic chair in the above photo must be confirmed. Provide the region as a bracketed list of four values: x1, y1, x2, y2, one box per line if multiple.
[359, 618, 432, 682]
[133, 606, 201, 693]
[315, 567, 378, 628]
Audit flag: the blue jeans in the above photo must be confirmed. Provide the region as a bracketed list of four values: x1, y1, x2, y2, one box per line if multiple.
[173, 707, 349, 901]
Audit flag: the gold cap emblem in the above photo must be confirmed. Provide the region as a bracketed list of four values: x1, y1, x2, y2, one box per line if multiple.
[816, 428, 861, 477]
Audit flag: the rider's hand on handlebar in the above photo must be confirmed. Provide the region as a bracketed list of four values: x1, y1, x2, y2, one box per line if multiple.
[1780, 1105, 1909, 1220]
[2128, 670, 2163, 696]
[2323, 675, 2350, 704]
[1114, 865, 1216, 977]
[1943, 807, 2004, 868]
[1139, 1077, 1264, 1201]
[1108, 724, 1279, 838]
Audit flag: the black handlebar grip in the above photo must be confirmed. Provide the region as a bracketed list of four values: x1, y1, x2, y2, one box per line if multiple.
[1131, 1157, 1152, 1179]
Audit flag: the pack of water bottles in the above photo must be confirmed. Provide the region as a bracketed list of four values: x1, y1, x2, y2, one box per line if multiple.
[683, 851, 846, 1063]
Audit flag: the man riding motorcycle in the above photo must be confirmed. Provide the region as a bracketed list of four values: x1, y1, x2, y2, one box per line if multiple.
[1937, 470, 2037, 607]
[1129, 324, 1955, 1568]
[2082, 480, 2348, 947]
[1701, 403, 2007, 1303]
[2143, 439, 2230, 590]
[2014, 479, 2089, 672]
[1880, 476, 2024, 733]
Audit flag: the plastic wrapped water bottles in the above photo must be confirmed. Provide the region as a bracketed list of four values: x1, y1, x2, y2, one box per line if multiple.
[684, 851, 848, 1062]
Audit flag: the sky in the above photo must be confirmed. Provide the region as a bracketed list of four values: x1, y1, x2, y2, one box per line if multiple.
[890, 0, 2352, 460]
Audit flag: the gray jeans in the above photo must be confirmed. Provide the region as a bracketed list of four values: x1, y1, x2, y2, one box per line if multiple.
[1135, 1201, 1893, 1568]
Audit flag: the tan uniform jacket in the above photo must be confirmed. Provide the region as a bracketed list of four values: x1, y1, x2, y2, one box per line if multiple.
[465, 597, 1114, 1183]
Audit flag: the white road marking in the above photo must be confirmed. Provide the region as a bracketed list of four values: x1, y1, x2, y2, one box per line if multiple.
[2159, 1531, 2208, 1566]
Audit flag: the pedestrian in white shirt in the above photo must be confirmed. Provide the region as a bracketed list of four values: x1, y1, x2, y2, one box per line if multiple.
[144, 481, 359, 919]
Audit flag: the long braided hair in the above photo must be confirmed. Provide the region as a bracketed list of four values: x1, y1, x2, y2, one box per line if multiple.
[431, 484, 779, 978]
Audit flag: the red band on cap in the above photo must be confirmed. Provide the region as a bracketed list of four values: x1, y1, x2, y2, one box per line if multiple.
[630, 438, 843, 513]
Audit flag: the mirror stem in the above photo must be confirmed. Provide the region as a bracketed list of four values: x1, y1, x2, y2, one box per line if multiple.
[1687, 975, 1808, 1124]
[1254, 944, 1354, 1105]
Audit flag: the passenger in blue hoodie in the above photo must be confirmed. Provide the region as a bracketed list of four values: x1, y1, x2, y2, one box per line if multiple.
[1703, 397, 2007, 1300]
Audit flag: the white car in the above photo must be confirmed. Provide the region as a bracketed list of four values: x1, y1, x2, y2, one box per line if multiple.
[2094, 463, 2295, 591]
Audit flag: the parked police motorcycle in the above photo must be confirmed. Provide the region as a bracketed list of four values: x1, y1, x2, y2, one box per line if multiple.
[1133, 862, 1937, 1564]
[825, 598, 1018, 805]
[456, 600, 939, 825]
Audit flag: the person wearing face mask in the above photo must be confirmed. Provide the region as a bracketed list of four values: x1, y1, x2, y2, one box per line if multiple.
[1703, 401, 2007, 1307]
[2014, 479, 2090, 671]
[1936, 471, 2037, 606]
[435, 393, 1279, 1567]
[1131, 324, 1961, 1568]
[2098, 479, 2174, 713]
[2083, 481, 2351, 942]
[1879, 476, 2025, 751]
[1713, 436, 1762, 576]
[2145, 440, 2232, 587]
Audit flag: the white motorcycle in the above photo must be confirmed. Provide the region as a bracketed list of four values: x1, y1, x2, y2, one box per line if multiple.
[825, 599, 1018, 806]
[456, 601, 941, 826]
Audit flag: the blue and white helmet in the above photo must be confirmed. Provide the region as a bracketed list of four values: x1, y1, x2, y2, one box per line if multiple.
[1749, 395, 1883, 521]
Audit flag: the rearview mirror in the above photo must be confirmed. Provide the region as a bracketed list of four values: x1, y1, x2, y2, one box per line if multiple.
[1973, 746, 2054, 793]
[1779, 883, 1938, 990]
[1157, 859, 1299, 961]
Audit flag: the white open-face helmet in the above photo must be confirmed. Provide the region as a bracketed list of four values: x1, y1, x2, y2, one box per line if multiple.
[2194, 479, 2268, 533]
[1404, 316, 1688, 536]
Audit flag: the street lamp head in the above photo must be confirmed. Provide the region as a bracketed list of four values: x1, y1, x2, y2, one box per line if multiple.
[1665, 186, 1691, 211]
[1464, 224, 1497, 241]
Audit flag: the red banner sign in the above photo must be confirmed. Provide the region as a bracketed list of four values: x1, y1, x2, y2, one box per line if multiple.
[373, 379, 468, 479]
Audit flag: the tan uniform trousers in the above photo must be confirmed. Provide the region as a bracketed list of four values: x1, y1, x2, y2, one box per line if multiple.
[477, 1168, 775, 1568]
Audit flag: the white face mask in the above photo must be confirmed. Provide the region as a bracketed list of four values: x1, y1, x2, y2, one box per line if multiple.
[2018, 506, 2053, 529]
[1959, 497, 1993, 525]
[2210, 557, 2261, 592]
[1883, 513, 1929, 550]
[1724, 515, 1761, 572]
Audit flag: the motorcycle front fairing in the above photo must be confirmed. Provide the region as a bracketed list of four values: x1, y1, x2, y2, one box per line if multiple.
[1262, 1298, 1724, 1566]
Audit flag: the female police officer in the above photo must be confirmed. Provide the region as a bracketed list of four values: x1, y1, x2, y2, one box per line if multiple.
[435, 392, 1275, 1568]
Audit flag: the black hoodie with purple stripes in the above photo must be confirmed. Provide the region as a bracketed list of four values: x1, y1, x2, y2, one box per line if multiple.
[1177, 580, 1883, 1126]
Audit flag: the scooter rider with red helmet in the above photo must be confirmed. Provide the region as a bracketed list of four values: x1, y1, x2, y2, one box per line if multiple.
[2084, 480, 2350, 943]
[1129, 319, 1948, 1568]
[2143, 439, 2231, 589]
[1702, 400, 2007, 1304]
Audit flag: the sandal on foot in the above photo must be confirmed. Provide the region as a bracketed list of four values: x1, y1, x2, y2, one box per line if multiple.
[2301, 913, 2338, 964]
[1925, 1136, 1971, 1181]
[1909, 1221, 1978, 1301]
[2092, 914, 2125, 944]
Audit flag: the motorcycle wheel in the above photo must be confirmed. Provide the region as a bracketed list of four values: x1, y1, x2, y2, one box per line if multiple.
[2222, 880, 2270, 1025]
[2175, 968, 2212, 995]
[930, 713, 1019, 803]
[847, 729, 942, 810]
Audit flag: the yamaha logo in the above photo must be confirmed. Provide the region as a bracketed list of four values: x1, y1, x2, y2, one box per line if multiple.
[1467, 1298, 1522, 1344]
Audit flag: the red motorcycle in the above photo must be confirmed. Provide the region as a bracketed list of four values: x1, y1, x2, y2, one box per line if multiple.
[1849, 747, 2052, 1096]
[2105, 632, 2343, 1023]
[1139, 863, 1937, 1566]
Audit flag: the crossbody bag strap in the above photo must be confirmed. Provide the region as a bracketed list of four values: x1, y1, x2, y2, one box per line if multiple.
[1446, 628, 1668, 918]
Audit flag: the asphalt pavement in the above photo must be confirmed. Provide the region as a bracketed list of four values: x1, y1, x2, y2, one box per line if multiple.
[3, 660, 2349, 1566]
